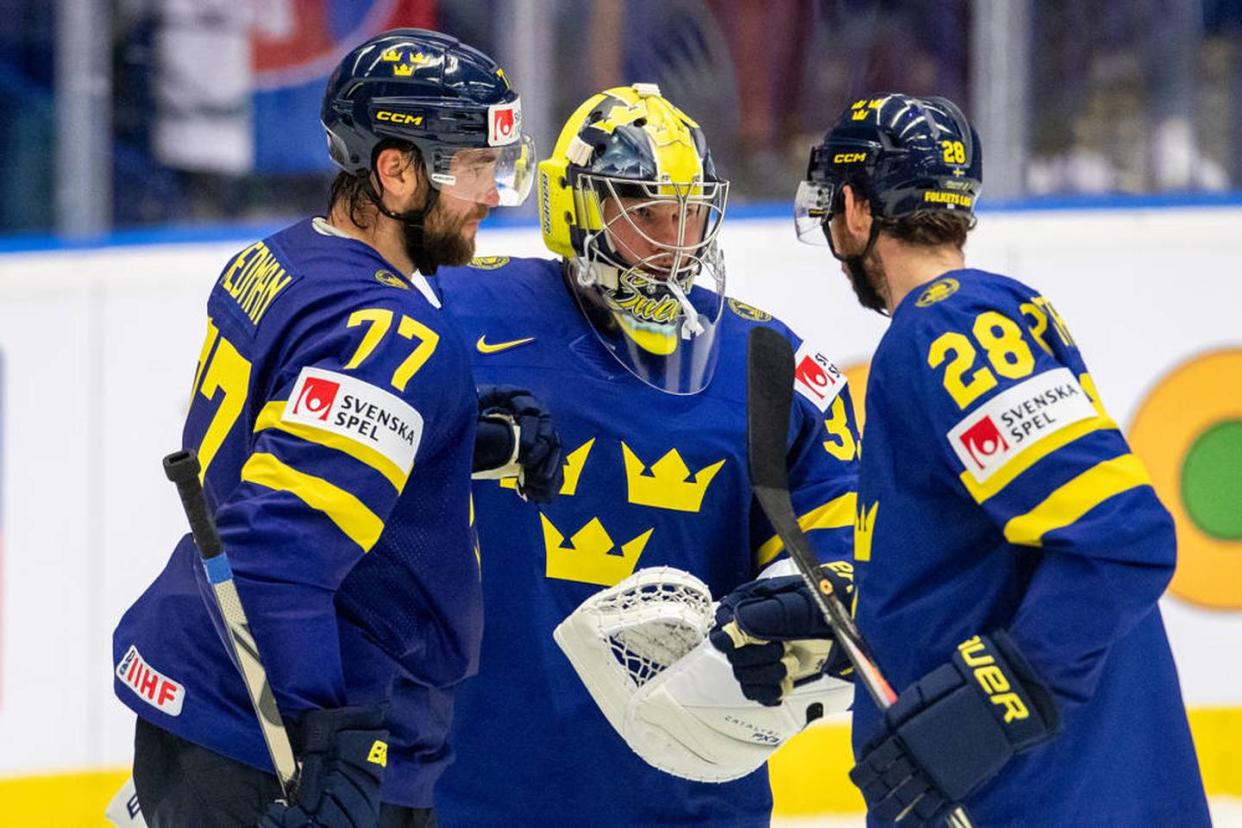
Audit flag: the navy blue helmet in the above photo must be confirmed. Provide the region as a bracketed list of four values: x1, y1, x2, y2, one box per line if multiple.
[795, 94, 982, 243]
[321, 28, 534, 206]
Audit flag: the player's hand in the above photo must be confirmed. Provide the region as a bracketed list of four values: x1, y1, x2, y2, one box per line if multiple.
[850, 631, 1060, 826]
[472, 385, 564, 503]
[260, 705, 389, 828]
[708, 564, 854, 706]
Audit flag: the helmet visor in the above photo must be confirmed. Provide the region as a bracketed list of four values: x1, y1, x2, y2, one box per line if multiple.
[428, 134, 536, 207]
[793, 179, 836, 245]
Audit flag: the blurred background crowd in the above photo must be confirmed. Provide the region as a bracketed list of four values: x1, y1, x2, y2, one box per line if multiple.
[3, 0, 1241, 238]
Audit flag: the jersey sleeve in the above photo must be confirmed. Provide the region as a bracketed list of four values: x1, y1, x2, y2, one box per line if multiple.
[751, 330, 860, 577]
[209, 288, 466, 717]
[906, 286, 1174, 706]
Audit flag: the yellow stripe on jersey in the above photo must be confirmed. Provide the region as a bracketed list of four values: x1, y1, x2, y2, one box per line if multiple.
[757, 492, 857, 567]
[960, 415, 1119, 505]
[241, 452, 384, 552]
[253, 401, 409, 492]
[1002, 453, 1153, 547]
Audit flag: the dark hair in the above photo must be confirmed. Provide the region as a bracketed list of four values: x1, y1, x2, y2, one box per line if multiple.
[876, 210, 975, 250]
[327, 141, 425, 228]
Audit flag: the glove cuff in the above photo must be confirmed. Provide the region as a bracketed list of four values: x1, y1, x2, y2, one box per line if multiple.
[472, 415, 521, 478]
[949, 631, 1060, 751]
[294, 704, 389, 754]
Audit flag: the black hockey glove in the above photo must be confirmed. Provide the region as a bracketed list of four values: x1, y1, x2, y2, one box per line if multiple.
[708, 563, 854, 706]
[850, 631, 1061, 826]
[472, 385, 564, 503]
[260, 705, 389, 828]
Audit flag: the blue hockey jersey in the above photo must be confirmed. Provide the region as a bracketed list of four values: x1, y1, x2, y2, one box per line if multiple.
[112, 218, 482, 775]
[852, 269, 1208, 825]
[378, 256, 860, 823]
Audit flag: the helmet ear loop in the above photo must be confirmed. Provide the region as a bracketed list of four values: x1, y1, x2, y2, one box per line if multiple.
[363, 165, 442, 275]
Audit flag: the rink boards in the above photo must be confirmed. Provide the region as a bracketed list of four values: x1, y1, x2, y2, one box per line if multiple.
[0, 203, 1239, 817]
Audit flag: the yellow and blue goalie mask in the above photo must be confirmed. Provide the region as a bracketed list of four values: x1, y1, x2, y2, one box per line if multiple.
[538, 84, 729, 395]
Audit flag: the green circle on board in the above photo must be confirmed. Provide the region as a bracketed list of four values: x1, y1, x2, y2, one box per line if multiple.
[1181, 420, 1242, 540]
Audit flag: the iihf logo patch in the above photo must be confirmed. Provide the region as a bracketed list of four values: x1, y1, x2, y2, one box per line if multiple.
[116, 645, 185, 716]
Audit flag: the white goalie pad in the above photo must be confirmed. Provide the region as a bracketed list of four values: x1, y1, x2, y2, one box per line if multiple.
[553, 567, 853, 783]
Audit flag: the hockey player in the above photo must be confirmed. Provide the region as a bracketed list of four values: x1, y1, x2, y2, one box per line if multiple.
[759, 93, 1209, 825]
[111, 29, 558, 827]
[374, 85, 862, 826]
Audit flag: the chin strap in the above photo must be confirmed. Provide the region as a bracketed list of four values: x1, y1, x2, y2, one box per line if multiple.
[663, 278, 705, 338]
[824, 218, 888, 316]
[365, 180, 441, 275]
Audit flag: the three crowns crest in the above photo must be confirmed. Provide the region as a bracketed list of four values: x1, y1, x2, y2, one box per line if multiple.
[383, 49, 433, 77]
[854, 501, 879, 563]
[542, 514, 652, 586]
[622, 443, 724, 513]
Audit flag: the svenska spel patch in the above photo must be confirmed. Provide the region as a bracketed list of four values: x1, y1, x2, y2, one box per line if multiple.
[116, 645, 185, 716]
[284, 367, 423, 475]
[947, 367, 1097, 483]
[792, 340, 847, 412]
[488, 99, 521, 146]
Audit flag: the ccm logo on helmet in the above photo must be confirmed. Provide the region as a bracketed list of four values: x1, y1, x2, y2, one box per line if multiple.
[376, 110, 423, 126]
[833, 152, 867, 163]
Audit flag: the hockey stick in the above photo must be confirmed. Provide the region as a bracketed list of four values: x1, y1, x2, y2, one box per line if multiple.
[746, 327, 973, 828]
[163, 449, 300, 800]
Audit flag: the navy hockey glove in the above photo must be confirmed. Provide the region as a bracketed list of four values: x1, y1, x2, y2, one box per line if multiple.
[708, 563, 854, 706]
[473, 385, 564, 503]
[850, 631, 1060, 826]
[260, 705, 389, 828]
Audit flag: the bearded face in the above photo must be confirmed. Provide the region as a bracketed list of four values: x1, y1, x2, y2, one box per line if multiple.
[401, 193, 489, 270]
[843, 245, 889, 313]
[826, 199, 889, 314]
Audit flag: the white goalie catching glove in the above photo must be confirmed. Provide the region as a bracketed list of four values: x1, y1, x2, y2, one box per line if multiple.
[553, 567, 852, 783]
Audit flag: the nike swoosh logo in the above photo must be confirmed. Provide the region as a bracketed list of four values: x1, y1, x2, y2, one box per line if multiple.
[476, 335, 536, 354]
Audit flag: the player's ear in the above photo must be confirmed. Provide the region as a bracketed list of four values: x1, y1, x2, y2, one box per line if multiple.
[841, 185, 872, 239]
[374, 146, 423, 203]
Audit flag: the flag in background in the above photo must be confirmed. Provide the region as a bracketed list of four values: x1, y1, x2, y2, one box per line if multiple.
[253, 0, 437, 173]
[153, 0, 436, 175]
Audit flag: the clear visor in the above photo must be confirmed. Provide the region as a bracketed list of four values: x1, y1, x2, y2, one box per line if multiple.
[793, 179, 836, 245]
[428, 135, 536, 207]
[570, 252, 727, 395]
